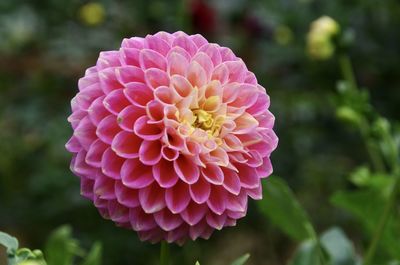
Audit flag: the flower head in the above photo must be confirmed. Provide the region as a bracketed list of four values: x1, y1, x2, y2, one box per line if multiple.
[66, 31, 278, 244]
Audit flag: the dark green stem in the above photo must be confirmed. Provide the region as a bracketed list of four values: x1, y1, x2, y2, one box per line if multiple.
[160, 241, 169, 265]
[363, 168, 400, 265]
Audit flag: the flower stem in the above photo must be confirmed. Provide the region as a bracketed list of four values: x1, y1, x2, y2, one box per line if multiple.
[363, 167, 400, 265]
[338, 54, 386, 172]
[160, 241, 170, 265]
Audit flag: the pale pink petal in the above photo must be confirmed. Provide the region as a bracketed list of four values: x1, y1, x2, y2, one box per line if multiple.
[170, 74, 193, 98]
[97, 51, 121, 70]
[172, 35, 197, 56]
[121, 37, 145, 49]
[115, 66, 145, 84]
[190, 34, 208, 48]
[192, 52, 213, 80]
[186, 61, 207, 88]
[139, 49, 167, 71]
[199, 43, 222, 67]
[167, 51, 190, 76]
[145, 68, 170, 89]
[145, 35, 171, 56]
[124, 82, 154, 108]
[119, 48, 140, 67]
[154, 86, 180, 105]
[99, 68, 124, 94]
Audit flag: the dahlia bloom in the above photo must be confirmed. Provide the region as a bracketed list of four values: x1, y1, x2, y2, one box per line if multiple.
[66, 31, 278, 244]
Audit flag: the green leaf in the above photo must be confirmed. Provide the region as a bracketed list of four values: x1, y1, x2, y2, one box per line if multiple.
[45, 225, 84, 265]
[289, 240, 320, 265]
[231, 253, 250, 265]
[195, 262, 200, 265]
[331, 190, 400, 260]
[320, 227, 357, 265]
[80, 242, 102, 265]
[0, 231, 19, 254]
[258, 177, 315, 241]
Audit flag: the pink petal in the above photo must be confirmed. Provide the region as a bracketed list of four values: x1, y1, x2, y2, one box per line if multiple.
[103, 89, 130, 115]
[120, 48, 140, 67]
[114, 181, 140, 207]
[190, 34, 208, 48]
[75, 84, 103, 111]
[139, 182, 166, 213]
[144, 68, 170, 90]
[154, 209, 183, 231]
[78, 72, 99, 91]
[96, 114, 121, 144]
[206, 212, 227, 230]
[121, 37, 145, 49]
[115, 66, 145, 84]
[73, 150, 98, 176]
[80, 176, 94, 200]
[186, 61, 207, 88]
[207, 185, 227, 215]
[199, 43, 222, 67]
[225, 60, 247, 83]
[219, 47, 237, 61]
[139, 140, 162, 165]
[165, 181, 191, 214]
[88, 96, 110, 126]
[229, 84, 258, 109]
[74, 116, 97, 150]
[93, 172, 115, 199]
[233, 112, 259, 134]
[121, 158, 154, 188]
[129, 207, 158, 231]
[139, 49, 167, 71]
[221, 168, 241, 195]
[170, 74, 193, 98]
[192, 52, 213, 80]
[96, 51, 121, 70]
[247, 183, 263, 200]
[107, 200, 130, 223]
[167, 51, 190, 76]
[201, 164, 224, 185]
[152, 159, 179, 188]
[181, 201, 207, 226]
[86, 139, 108, 167]
[161, 146, 179, 161]
[111, 131, 142, 159]
[145, 35, 171, 56]
[146, 100, 165, 122]
[225, 190, 247, 212]
[189, 220, 213, 240]
[172, 36, 197, 56]
[163, 127, 185, 150]
[247, 92, 269, 116]
[117, 106, 145, 132]
[124, 82, 154, 108]
[189, 176, 211, 204]
[154, 86, 180, 105]
[236, 164, 259, 189]
[134, 116, 163, 140]
[98, 68, 123, 94]
[173, 155, 200, 184]
[101, 148, 125, 179]
[256, 157, 273, 178]
[65, 136, 82, 153]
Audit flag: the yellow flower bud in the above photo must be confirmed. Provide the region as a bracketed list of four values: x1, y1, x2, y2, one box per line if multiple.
[79, 2, 105, 26]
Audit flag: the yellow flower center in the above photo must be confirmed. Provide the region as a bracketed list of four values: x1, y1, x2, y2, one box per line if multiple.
[192, 109, 225, 137]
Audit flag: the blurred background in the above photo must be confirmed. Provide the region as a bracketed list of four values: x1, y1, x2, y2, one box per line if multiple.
[1, 0, 400, 264]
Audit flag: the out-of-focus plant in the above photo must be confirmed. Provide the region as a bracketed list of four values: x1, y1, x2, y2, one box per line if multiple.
[0, 226, 102, 265]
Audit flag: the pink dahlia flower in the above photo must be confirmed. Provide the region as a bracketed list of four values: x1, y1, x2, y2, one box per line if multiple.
[66, 31, 278, 245]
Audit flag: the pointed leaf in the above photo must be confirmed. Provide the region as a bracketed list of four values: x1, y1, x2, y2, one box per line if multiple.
[320, 227, 357, 265]
[231, 253, 250, 265]
[80, 242, 102, 265]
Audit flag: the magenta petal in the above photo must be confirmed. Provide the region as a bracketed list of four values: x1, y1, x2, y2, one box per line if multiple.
[120, 47, 140, 67]
[145, 68, 170, 90]
[206, 212, 227, 230]
[139, 140, 162, 165]
[108, 200, 130, 223]
[145, 35, 171, 56]
[134, 116, 163, 140]
[74, 116, 97, 150]
[207, 185, 227, 215]
[115, 66, 145, 84]
[225, 190, 247, 212]
[221, 168, 241, 195]
[172, 36, 197, 56]
[129, 207, 158, 231]
[88, 96, 110, 126]
[73, 150, 98, 176]
[152, 159, 179, 188]
[256, 157, 273, 178]
[124, 82, 154, 108]
[181, 201, 207, 226]
[161, 146, 179, 161]
[96, 114, 121, 144]
[189, 177, 211, 204]
[139, 49, 167, 71]
[117, 106, 145, 132]
[75, 84, 103, 111]
[247, 184, 263, 200]
[93, 172, 116, 200]
[121, 158, 154, 188]
[96, 51, 121, 70]
[165, 181, 191, 214]
[201, 164, 224, 185]
[111, 131, 141, 159]
[139, 183, 166, 213]
[99, 68, 123, 94]
[66, 136, 82, 153]
[86, 139, 108, 167]
[103, 89, 130, 115]
[101, 148, 124, 179]
[154, 209, 183, 231]
[114, 181, 140, 207]
[80, 176, 94, 200]
[146, 100, 164, 122]
[189, 220, 213, 240]
[173, 155, 200, 184]
[237, 164, 259, 189]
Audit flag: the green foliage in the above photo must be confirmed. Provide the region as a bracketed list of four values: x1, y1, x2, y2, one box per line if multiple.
[0, 231, 19, 254]
[289, 240, 321, 265]
[230, 254, 250, 265]
[45, 225, 102, 265]
[258, 177, 315, 241]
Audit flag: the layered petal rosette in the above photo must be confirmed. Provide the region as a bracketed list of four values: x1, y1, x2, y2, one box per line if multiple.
[66, 31, 278, 244]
